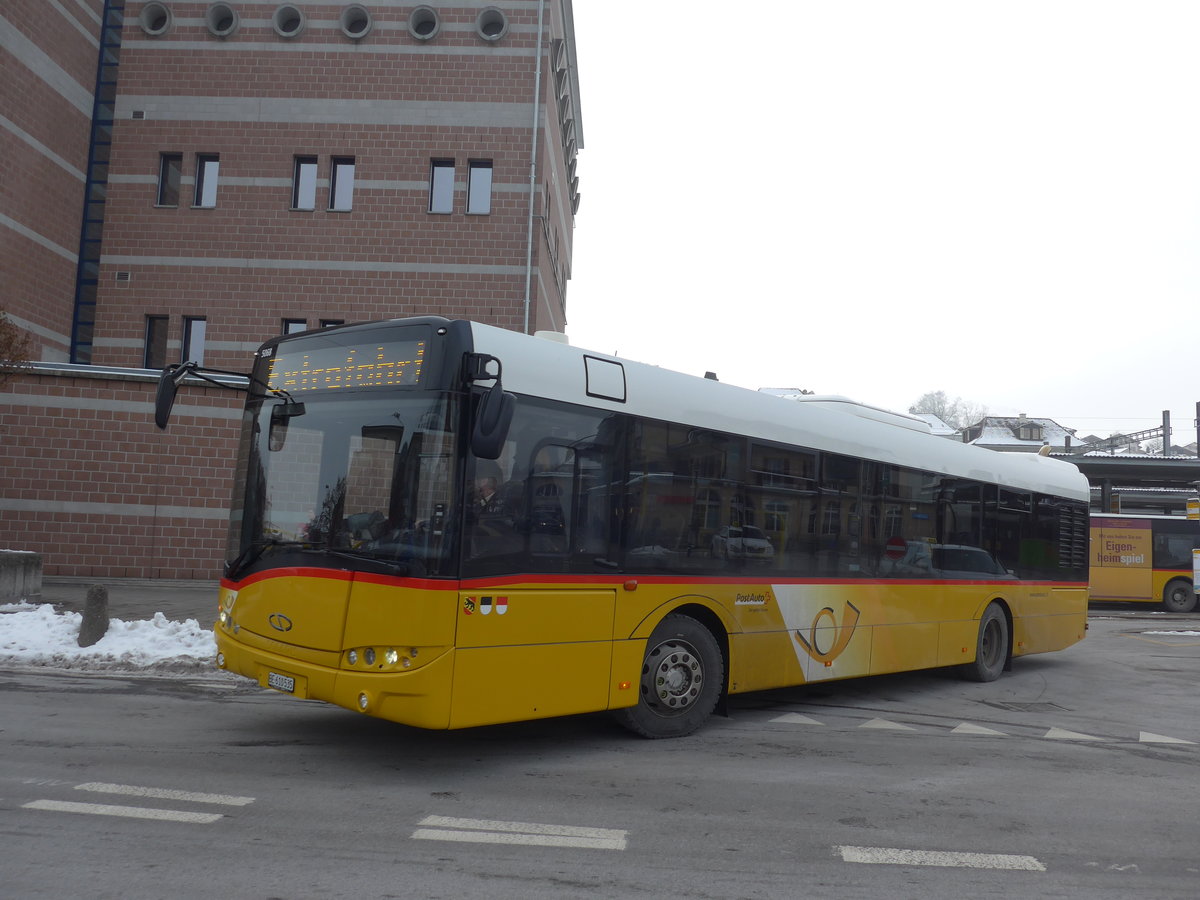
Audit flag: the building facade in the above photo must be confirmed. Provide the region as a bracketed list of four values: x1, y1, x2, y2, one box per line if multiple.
[1, 1, 583, 578]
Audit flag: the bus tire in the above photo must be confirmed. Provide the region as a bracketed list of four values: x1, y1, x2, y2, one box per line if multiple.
[615, 614, 724, 739]
[1162, 579, 1197, 613]
[960, 602, 1008, 683]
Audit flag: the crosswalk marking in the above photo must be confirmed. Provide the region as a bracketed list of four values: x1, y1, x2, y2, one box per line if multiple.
[22, 781, 257, 826]
[837, 845, 1045, 871]
[75, 782, 255, 806]
[413, 815, 627, 850]
[23, 799, 223, 824]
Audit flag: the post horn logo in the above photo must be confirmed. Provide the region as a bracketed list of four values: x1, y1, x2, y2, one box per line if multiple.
[793, 602, 861, 664]
[268, 613, 294, 632]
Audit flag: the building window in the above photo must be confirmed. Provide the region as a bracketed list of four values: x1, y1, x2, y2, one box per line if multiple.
[330, 156, 355, 211]
[320, 318, 345, 328]
[407, 6, 440, 40]
[475, 7, 509, 42]
[194, 153, 220, 207]
[429, 159, 454, 213]
[272, 4, 306, 38]
[182, 316, 207, 364]
[144, 315, 169, 369]
[282, 318, 307, 334]
[292, 156, 317, 210]
[205, 3, 239, 37]
[139, 2, 173, 36]
[467, 159, 493, 214]
[340, 4, 373, 40]
[157, 153, 182, 206]
[1017, 424, 1043, 441]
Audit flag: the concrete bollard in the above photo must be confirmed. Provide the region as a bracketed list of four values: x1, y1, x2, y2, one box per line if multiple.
[78, 584, 110, 648]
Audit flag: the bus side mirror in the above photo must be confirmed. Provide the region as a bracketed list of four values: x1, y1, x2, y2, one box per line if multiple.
[154, 362, 195, 430]
[471, 381, 515, 460]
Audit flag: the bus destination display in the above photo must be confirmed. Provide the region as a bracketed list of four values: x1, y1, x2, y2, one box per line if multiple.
[267, 339, 425, 392]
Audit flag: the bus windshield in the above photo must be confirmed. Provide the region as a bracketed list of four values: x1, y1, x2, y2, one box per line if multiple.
[226, 392, 460, 578]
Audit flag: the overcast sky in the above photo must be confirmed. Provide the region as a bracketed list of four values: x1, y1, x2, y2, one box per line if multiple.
[565, 1, 1200, 445]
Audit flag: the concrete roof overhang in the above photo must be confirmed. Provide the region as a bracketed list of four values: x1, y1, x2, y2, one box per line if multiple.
[1054, 454, 1200, 491]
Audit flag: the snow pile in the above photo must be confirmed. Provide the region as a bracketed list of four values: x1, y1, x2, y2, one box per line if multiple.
[0, 602, 215, 673]
[1144, 630, 1200, 636]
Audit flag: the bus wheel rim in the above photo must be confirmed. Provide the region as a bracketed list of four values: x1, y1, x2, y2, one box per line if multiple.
[648, 640, 702, 712]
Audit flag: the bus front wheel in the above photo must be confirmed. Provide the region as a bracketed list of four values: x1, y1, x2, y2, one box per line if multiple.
[615, 614, 724, 739]
[960, 603, 1008, 683]
[1162, 579, 1197, 613]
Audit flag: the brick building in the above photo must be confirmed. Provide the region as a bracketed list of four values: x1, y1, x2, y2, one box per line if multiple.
[1, 1, 583, 578]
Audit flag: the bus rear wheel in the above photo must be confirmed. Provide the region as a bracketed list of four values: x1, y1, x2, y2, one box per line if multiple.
[960, 602, 1008, 683]
[1162, 579, 1197, 613]
[615, 614, 723, 739]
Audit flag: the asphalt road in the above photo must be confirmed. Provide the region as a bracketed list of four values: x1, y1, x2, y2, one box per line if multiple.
[2, 610, 1199, 899]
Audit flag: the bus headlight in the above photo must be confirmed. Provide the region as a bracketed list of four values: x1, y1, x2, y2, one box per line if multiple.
[347, 649, 358, 665]
[358, 692, 369, 711]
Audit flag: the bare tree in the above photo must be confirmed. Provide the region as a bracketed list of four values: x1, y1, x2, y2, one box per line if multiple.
[0, 309, 33, 389]
[909, 390, 987, 430]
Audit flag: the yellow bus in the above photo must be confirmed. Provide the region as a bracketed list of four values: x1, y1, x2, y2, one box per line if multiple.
[1089, 515, 1199, 612]
[156, 316, 1090, 737]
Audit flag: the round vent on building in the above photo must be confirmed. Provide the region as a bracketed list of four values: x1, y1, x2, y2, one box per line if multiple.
[272, 4, 306, 39]
[407, 6, 440, 41]
[205, 3, 240, 38]
[340, 4, 374, 40]
[139, 2, 173, 36]
[475, 7, 509, 42]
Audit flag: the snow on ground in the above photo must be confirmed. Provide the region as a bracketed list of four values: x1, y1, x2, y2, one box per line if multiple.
[1144, 631, 1200, 636]
[0, 602, 215, 673]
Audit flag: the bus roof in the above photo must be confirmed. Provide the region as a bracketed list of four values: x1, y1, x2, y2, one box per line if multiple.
[469, 322, 1090, 503]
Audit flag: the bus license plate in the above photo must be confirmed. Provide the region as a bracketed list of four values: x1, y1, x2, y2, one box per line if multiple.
[267, 672, 295, 693]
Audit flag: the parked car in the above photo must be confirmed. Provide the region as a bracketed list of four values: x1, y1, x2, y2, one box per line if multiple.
[881, 540, 1015, 580]
[711, 525, 774, 560]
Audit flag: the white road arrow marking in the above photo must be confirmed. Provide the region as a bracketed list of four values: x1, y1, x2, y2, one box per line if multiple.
[861, 718, 915, 731]
[770, 712, 824, 725]
[951, 723, 1007, 736]
[1045, 727, 1104, 741]
[1138, 732, 1195, 744]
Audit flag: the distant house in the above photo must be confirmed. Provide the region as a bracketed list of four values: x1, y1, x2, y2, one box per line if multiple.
[961, 415, 1080, 453]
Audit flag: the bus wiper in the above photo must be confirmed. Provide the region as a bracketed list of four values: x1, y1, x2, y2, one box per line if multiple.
[225, 538, 325, 579]
[321, 548, 419, 576]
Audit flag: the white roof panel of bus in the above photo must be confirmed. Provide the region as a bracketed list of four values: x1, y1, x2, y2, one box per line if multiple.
[470, 322, 1090, 502]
